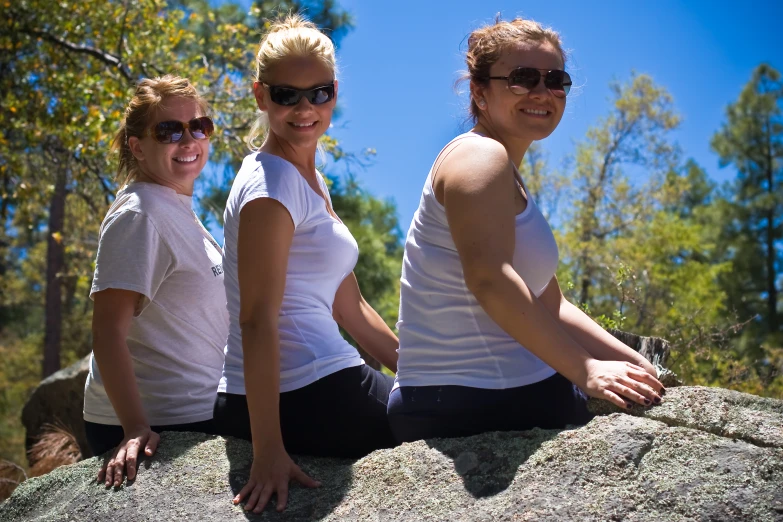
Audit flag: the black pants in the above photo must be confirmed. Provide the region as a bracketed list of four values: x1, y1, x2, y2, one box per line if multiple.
[387, 372, 594, 443]
[213, 364, 397, 458]
[84, 418, 216, 457]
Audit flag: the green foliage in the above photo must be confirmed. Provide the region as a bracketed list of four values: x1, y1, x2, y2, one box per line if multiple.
[558, 73, 681, 308]
[552, 72, 782, 398]
[0, 334, 41, 466]
[329, 175, 403, 329]
[0, 0, 357, 468]
[1, 0, 781, 484]
[710, 64, 783, 352]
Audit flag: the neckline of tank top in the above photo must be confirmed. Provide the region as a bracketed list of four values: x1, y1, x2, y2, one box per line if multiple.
[256, 151, 345, 225]
[433, 132, 537, 223]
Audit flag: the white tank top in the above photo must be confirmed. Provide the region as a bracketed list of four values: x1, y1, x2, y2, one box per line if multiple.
[395, 133, 558, 390]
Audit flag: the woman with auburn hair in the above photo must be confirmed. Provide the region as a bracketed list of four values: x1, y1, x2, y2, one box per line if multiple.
[213, 14, 398, 513]
[388, 17, 665, 442]
[84, 75, 227, 486]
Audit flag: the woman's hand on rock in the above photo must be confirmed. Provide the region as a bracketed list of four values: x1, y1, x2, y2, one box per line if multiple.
[234, 444, 320, 513]
[583, 359, 665, 409]
[98, 426, 159, 487]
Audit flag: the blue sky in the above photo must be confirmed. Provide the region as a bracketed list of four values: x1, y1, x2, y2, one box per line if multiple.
[228, 0, 782, 234]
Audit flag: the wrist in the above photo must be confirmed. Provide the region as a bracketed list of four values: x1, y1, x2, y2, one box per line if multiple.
[121, 421, 150, 435]
[639, 358, 657, 375]
[253, 436, 285, 455]
[573, 356, 597, 388]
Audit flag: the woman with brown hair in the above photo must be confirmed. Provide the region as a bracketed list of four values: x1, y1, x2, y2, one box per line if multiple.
[84, 75, 227, 487]
[388, 17, 665, 442]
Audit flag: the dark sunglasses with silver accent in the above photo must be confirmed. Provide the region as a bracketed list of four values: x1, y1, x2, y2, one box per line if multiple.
[483, 67, 572, 98]
[266, 82, 335, 106]
[144, 116, 215, 144]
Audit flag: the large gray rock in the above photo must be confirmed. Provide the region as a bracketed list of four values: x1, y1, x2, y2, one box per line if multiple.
[3, 386, 782, 521]
[17, 330, 675, 469]
[21, 356, 91, 460]
[588, 385, 783, 448]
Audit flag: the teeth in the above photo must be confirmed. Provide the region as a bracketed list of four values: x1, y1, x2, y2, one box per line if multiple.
[174, 155, 197, 163]
[291, 122, 316, 127]
[523, 109, 548, 116]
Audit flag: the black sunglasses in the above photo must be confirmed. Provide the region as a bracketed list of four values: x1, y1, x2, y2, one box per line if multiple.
[484, 67, 572, 98]
[145, 116, 215, 144]
[266, 82, 335, 106]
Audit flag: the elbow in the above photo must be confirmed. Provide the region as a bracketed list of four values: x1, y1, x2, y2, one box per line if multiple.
[91, 322, 124, 355]
[332, 307, 344, 326]
[464, 268, 506, 304]
[239, 318, 269, 337]
[239, 308, 277, 337]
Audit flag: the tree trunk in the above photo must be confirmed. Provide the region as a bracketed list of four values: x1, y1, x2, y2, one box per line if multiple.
[43, 170, 67, 378]
[765, 116, 780, 333]
[579, 265, 592, 307]
[766, 207, 779, 333]
[579, 188, 600, 306]
[764, 116, 779, 334]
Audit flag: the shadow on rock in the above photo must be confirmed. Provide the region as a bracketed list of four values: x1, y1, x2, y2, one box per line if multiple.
[225, 437, 355, 521]
[426, 428, 560, 498]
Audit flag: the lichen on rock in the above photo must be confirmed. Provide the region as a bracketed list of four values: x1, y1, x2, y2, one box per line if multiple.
[2, 386, 782, 521]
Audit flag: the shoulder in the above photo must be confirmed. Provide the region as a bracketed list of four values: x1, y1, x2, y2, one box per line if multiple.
[230, 152, 306, 205]
[109, 183, 178, 221]
[235, 152, 303, 190]
[229, 152, 309, 225]
[97, 208, 169, 262]
[101, 204, 158, 235]
[439, 135, 512, 192]
[101, 185, 184, 242]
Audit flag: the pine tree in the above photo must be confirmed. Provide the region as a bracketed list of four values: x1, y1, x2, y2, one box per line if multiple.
[711, 64, 783, 349]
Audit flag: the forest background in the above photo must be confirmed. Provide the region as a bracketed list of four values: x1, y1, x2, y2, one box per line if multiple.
[0, 0, 781, 486]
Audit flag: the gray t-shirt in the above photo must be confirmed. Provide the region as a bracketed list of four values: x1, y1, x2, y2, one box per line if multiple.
[84, 182, 228, 426]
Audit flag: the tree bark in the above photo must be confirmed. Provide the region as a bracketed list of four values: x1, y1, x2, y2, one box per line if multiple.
[766, 208, 779, 332]
[43, 170, 67, 378]
[579, 187, 600, 306]
[764, 115, 779, 333]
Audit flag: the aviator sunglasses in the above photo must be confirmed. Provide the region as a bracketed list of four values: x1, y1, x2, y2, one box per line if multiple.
[144, 116, 215, 144]
[484, 67, 572, 98]
[266, 82, 335, 106]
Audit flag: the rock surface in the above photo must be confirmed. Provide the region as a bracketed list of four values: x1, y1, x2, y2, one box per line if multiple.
[3, 386, 782, 521]
[17, 329, 673, 467]
[21, 356, 91, 459]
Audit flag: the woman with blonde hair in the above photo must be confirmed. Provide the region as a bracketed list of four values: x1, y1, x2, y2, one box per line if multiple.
[388, 17, 665, 442]
[213, 14, 399, 513]
[84, 75, 227, 486]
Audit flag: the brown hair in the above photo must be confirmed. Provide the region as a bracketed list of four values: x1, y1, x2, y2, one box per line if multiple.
[111, 75, 209, 187]
[246, 13, 337, 150]
[462, 16, 566, 122]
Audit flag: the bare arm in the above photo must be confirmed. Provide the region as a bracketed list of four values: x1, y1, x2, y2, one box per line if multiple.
[234, 198, 318, 514]
[439, 138, 662, 407]
[333, 273, 398, 373]
[441, 140, 591, 387]
[91, 289, 160, 486]
[537, 278, 658, 378]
